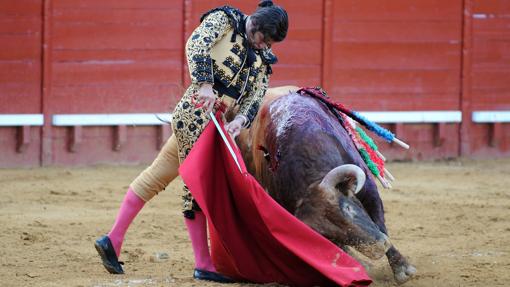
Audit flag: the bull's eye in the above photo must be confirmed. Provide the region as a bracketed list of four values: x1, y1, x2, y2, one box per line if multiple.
[343, 205, 355, 218]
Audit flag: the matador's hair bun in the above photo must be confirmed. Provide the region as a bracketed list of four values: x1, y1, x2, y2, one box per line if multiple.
[258, 0, 274, 8]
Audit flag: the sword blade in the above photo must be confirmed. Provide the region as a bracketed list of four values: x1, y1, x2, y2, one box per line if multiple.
[209, 112, 242, 173]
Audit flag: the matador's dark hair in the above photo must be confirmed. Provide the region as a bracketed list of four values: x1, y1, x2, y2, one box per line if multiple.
[250, 0, 288, 42]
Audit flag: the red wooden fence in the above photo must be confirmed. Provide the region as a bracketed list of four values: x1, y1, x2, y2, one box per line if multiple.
[1, 0, 509, 167]
[462, 0, 510, 157]
[1, 1, 43, 166]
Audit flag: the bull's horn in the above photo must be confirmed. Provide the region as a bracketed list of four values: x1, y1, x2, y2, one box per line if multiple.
[319, 164, 366, 195]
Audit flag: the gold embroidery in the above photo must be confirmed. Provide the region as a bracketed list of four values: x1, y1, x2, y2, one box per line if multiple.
[178, 8, 275, 211]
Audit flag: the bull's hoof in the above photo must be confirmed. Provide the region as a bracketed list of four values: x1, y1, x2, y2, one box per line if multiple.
[392, 262, 416, 284]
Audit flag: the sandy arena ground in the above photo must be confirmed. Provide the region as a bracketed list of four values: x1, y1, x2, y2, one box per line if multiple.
[1, 159, 509, 287]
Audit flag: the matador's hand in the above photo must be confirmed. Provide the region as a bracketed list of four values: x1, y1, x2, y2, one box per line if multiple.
[195, 83, 217, 114]
[225, 115, 246, 139]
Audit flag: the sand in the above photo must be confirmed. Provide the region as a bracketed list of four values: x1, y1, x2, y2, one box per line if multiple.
[1, 159, 509, 287]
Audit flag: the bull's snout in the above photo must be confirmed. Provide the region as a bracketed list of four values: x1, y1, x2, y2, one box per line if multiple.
[337, 197, 392, 260]
[357, 233, 391, 260]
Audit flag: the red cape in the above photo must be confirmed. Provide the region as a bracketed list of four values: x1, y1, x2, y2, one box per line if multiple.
[179, 115, 372, 287]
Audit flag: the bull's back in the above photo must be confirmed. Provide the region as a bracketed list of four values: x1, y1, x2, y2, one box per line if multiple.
[267, 93, 361, 174]
[239, 89, 377, 212]
[256, 92, 360, 208]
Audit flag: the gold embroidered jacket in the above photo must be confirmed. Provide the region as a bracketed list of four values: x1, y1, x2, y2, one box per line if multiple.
[185, 6, 277, 127]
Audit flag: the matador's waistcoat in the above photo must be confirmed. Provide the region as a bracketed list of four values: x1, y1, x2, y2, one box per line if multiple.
[185, 6, 278, 127]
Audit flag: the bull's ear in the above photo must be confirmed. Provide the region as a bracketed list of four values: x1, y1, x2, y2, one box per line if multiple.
[336, 177, 358, 197]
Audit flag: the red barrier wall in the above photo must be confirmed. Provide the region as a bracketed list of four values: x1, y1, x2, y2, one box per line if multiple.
[47, 0, 183, 165]
[0, 0, 509, 167]
[465, 0, 510, 157]
[0, 1, 43, 167]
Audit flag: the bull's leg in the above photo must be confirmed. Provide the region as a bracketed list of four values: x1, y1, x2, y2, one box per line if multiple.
[357, 180, 416, 284]
[386, 246, 417, 284]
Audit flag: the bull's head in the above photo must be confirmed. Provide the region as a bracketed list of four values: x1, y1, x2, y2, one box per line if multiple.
[295, 164, 391, 259]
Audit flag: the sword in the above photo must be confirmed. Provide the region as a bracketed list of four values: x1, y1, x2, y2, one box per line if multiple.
[209, 112, 242, 173]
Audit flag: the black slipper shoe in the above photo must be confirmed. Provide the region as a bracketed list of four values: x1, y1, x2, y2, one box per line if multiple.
[193, 268, 235, 283]
[94, 235, 124, 274]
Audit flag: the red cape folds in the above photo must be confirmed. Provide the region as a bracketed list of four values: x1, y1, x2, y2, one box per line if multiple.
[179, 115, 372, 287]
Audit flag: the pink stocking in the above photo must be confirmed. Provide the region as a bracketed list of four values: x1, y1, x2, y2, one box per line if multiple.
[185, 211, 216, 272]
[107, 187, 145, 257]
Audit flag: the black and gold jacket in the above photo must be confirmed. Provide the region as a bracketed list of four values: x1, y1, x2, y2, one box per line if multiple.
[185, 6, 277, 127]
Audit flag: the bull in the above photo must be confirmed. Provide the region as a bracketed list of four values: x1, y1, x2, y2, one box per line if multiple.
[237, 86, 417, 284]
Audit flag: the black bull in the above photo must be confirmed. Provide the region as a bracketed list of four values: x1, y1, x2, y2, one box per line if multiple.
[237, 87, 416, 284]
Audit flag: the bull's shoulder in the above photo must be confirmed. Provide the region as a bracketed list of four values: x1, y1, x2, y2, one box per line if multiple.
[254, 86, 300, 126]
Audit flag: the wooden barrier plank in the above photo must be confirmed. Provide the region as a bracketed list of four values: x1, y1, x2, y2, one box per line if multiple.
[335, 0, 462, 20]
[50, 84, 181, 113]
[52, 113, 172, 126]
[0, 35, 40, 60]
[52, 61, 181, 85]
[273, 40, 322, 65]
[0, 62, 40, 84]
[0, 128, 41, 167]
[0, 17, 40, 34]
[343, 93, 460, 111]
[0, 0, 42, 15]
[52, 7, 180, 23]
[53, 24, 181, 50]
[473, 0, 510, 14]
[0, 114, 44, 126]
[329, 69, 460, 93]
[53, 0, 177, 9]
[271, 65, 322, 87]
[53, 49, 182, 62]
[334, 21, 461, 43]
[332, 43, 460, 69]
